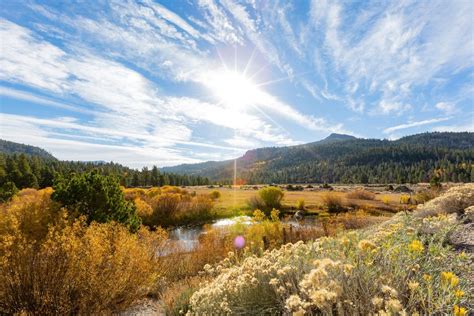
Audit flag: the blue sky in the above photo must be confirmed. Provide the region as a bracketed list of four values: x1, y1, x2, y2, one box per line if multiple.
[0, 0, 473, 168]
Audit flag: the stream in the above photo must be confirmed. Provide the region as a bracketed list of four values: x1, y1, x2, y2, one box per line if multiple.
[165, 215, 318, 253]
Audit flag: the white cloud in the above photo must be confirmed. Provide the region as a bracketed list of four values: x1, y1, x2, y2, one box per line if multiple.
[374, 100, 412, 115]
[383, 117, 451, 133]
[435, 102, 456, 114]
[0, 19, 68, 92]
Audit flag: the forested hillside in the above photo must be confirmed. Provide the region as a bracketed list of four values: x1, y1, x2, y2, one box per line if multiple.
[0, 140, 210, 194]
[0, 139, 56, 160]
[163, 132, 474, 184]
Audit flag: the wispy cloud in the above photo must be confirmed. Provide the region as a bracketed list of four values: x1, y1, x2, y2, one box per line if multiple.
[383, 117, 452, 134]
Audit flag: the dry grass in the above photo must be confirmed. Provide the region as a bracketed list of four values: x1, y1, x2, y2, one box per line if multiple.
[189, 187, 402, 214]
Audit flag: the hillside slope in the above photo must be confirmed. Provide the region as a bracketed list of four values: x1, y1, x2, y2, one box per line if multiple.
[162, 132, 474, 184]
[0, 139, 56, 160]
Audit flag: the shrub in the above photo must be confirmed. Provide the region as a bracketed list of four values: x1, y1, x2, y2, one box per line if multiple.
[253, 209, 266, 221]
[415, 183, 474, 218]
[286, 184, 304, 191]
[123, 187, 147, 201]
[346, 189, 375, 200]
[296, 199, 305, 210]
[248, 195, 266, 211]
[414, 188, 439, 204]
[322, 192, 345, 213]
[399, 194, 411, 204]
[380, 195, 390, 205]
[0, 181, 18, 202]
[0, 192, 167, 314]
[134, 197, 154, 225]
[150, 193, 181, 225]
[146, 193, 214, 227]
[209, 190, 221, 200]
[52, 171, 141, 231]
[258, 187, 284, 212]
[162, 185, 187, 195]
[321, 183, 333, 189]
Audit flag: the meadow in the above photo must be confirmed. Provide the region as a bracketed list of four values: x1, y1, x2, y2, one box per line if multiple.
[0, 173, 472, 315]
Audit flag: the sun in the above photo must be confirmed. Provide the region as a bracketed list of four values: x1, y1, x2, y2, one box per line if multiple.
[205, 69, 261, 109]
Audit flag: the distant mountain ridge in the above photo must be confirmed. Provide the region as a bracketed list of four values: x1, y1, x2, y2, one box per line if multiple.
[162, 132, 474, 184]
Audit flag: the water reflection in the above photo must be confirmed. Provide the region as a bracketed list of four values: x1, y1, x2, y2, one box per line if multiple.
[166, 215, 318, 253]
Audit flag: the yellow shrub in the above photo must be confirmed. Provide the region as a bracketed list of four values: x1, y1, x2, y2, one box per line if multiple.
[296, 199, 305, 210]
[0, 216, 167, 314]
[0, 188, 61, 242]
[123, 187, 147, 201]
[161, 185, 187, 195]
[381, 195, 390, 205]
[134, 197, 154, 226]
[150, 193, 182, 222]
[400, 194, 411, 204]
[0, 189, 168, 314]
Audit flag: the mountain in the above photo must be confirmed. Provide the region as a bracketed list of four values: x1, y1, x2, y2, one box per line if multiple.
[162, 132, 474, 184]
[0, 139, 56, 160]
[314, 133, 357, 144]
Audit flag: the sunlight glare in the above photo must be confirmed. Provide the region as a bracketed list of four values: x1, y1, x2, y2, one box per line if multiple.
[206, 70, 260, 109]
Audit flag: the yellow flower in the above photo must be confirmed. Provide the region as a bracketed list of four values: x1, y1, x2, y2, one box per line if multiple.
[458, 251, 467, 260]
[408, 240, 424, 253]
[408, 280, 419, 291]
[455, 289, 464, 299]
[441, 271, 459, 287]
[381, 285, 398, 297]
[358, 239, 376, 251]
[453, 305, 467, 316]
[371, 296, 383, 308]
[386, 298, 403, 312]
[423, 274, 432, 282]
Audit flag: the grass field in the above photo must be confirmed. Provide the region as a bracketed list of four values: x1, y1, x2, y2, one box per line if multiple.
[188, 186, 407, 216]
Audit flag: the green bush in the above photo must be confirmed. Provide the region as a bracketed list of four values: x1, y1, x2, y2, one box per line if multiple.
[52, 171, 141, 231]
[258, 187, 284, 211]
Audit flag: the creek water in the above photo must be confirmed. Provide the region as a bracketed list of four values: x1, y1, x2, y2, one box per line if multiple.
[165, 215, 318, 253]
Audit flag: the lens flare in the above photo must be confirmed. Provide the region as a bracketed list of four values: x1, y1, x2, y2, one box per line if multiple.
[234, 235, 245, 249]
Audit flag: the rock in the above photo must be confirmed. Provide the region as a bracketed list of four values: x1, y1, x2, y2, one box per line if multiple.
[294, 210, 304, 221]
[449, 222, 474, 253]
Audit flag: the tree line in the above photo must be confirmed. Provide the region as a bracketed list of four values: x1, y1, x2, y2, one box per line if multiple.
[0, 153, 210, 200]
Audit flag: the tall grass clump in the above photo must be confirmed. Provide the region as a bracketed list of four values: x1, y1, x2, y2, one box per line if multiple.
[187, 184, 473, 315]
[0, 189, 167, 315]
